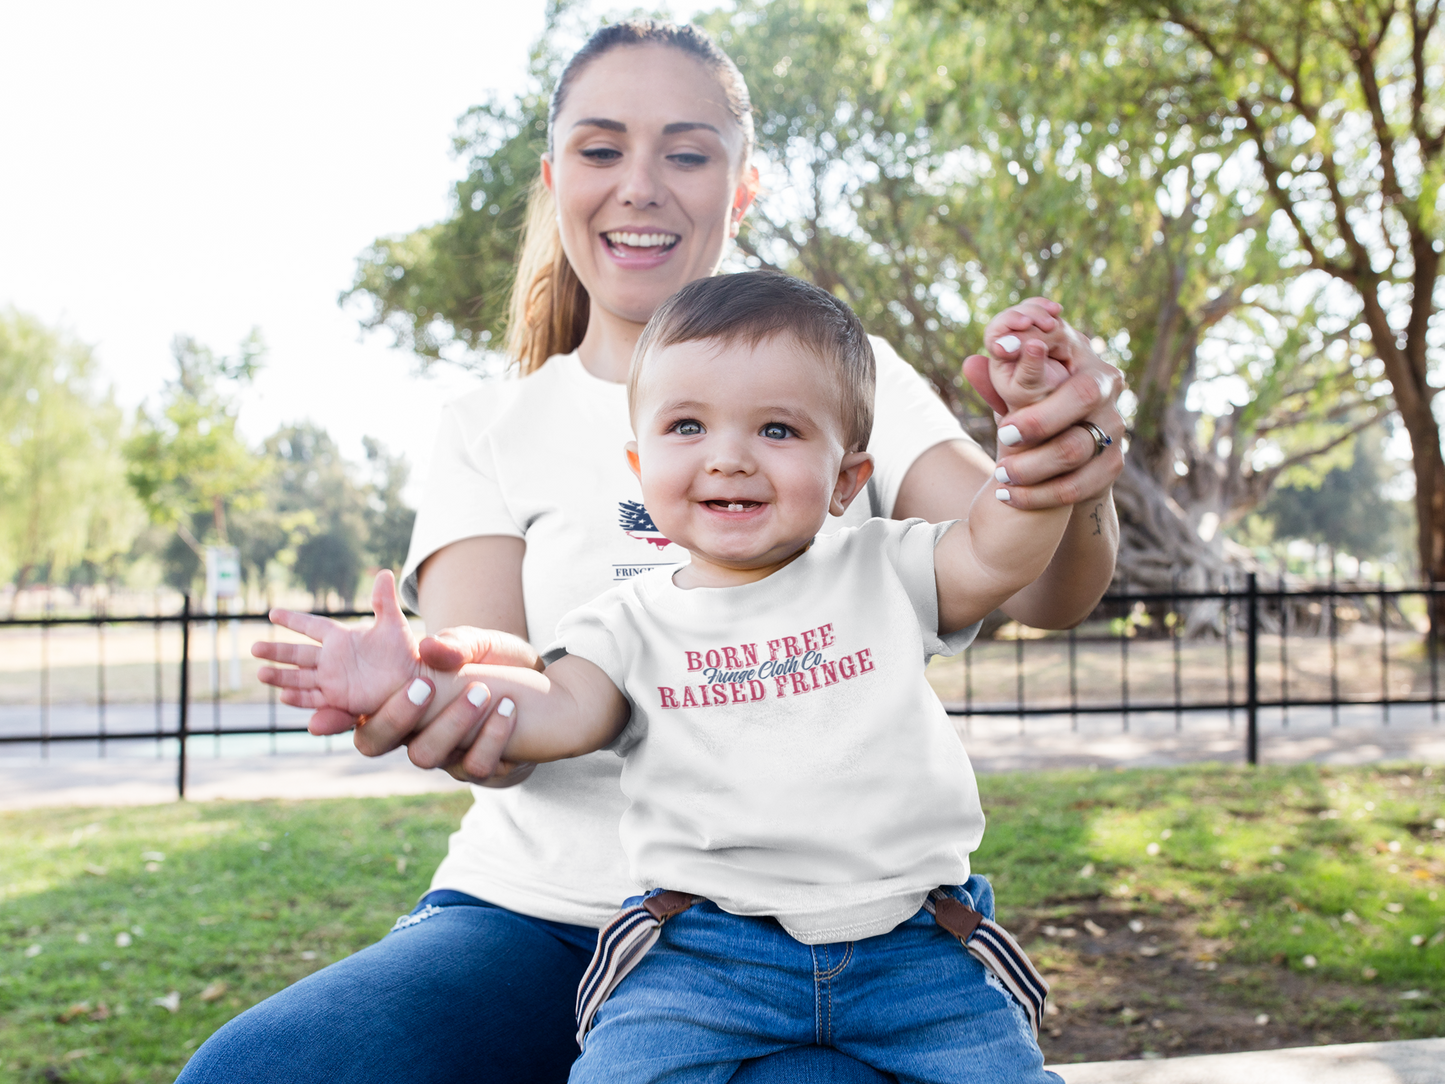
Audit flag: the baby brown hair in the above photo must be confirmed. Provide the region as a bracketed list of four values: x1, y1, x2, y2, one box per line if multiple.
[629, 272, 876, 453]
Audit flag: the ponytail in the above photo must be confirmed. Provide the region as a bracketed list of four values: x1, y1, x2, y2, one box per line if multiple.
[504, 178, 590, 374]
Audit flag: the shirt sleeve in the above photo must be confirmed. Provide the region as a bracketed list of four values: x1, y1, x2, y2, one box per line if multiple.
[544, 595, 641, 756]
[891, 518, 982, 660]
[400, 388, 523, 611]
[865, 336, 975, 519]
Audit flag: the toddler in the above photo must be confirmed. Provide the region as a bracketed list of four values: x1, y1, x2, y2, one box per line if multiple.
[264, 272, 1069, 1084]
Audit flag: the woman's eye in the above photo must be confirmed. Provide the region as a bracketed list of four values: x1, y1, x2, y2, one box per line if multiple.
[581, 147, 621, 162]
[761, 423, 792, 440]
[668, 153, 709, 168]
[673, 420, 703, 436]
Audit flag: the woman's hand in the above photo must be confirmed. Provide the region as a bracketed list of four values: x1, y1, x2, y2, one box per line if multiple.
[303, 624, 544, 787]
[962, 297, 1125, 509]
[406, 628, 544, 788]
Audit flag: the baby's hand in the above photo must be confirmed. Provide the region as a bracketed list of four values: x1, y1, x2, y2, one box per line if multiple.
[988, 332, 1071, 415]
[253, 570, 423, 717]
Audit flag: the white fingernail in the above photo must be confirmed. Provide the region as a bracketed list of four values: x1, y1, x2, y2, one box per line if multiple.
[497, 698, 515, 718]
[467, 685, 489, 708]
[995, 488, 1012, 501]
[994, 465, 1012, 484]
[998, 425, 1023, 446]
[1095, 373, 1114, 398]
[407, 679, 431, 706]
[997, 334, 1021, 353]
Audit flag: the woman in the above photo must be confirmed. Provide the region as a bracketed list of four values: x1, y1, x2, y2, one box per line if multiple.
[184, 20, 1122, 1084]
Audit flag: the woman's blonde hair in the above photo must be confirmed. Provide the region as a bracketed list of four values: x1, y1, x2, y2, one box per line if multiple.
[503, 19, 754, 375]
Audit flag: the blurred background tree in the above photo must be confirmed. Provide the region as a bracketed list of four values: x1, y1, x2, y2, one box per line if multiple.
[0, 310, 145, 608]
[124, 333, 270, 559]
[1260, 426, 1414, 567]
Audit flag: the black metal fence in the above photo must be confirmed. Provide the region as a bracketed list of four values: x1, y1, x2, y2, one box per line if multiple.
[1, 575, 1440, 798]
[0, 598, 371, 798]
[942, 573, 1442, 753]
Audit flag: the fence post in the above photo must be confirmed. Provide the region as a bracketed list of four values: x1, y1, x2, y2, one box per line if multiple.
[1246, 572, 1259, 766]
[178, 594, 191, 799]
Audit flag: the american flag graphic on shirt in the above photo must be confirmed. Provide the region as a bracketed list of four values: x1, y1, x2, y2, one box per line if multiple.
[619, 501, 673, 550]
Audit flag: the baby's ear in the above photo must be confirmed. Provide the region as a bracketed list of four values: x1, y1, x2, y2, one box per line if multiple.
[830, 452, 875, 517]
[625, 441, 642, 480]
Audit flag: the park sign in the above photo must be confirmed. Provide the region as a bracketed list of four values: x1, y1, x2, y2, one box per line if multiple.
[205, 546, 240, 601]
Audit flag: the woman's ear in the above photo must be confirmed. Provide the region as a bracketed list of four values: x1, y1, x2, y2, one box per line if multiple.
[830, 452, 874, 517]
[541, 154, 555, 194]
[729, 165, 760, 237]
[625, 441, 642, 480]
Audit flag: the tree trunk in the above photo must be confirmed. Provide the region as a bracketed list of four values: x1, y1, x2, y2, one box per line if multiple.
[1111, 456, 1243, 591]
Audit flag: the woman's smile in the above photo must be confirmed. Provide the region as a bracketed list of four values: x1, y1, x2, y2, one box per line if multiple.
[600, 227, 683, 269]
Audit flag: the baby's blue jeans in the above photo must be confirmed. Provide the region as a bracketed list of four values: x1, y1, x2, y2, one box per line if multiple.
[176, 890, 892, 1084]
[573, 876, 1062, 1084]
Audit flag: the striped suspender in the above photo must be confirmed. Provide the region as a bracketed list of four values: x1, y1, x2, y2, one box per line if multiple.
[576, 889, 1048, 1046]
[575, 891, 699, 1046]
[925, 890, 1050, 1039]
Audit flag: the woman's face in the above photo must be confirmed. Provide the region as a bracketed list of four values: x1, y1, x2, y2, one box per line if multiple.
[543, 44, 756, 331]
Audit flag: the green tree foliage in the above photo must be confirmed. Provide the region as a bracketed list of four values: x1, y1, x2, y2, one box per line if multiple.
[1262, 427, 1411, 561]
[124, 333, 269, 550]
[362, 437, 417, 576]
[0, 311, 144, 596]
[715, 0, 1387, 584]
[1087, 0, 1445, 580]
[261, 425, 368, 608]
[342, 99, 549, 369]
[342, 0, 1404, 588]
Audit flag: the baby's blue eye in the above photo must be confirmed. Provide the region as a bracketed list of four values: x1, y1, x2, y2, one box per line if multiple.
[673, 420, 703, 436]
[761, 423, 791, 440]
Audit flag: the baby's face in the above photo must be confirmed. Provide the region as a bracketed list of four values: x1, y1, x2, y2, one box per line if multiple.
[628, 335, 863, 587]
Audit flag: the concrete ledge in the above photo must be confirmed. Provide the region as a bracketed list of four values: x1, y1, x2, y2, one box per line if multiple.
[1059, 1037, 1445, 1083]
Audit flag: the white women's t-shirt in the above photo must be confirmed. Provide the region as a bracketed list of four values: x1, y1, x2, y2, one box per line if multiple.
[402, 337, 973, 927]
[547, 518, 984, 944]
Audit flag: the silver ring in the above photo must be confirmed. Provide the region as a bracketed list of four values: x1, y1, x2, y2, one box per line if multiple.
[1075, 421, 1112, 457]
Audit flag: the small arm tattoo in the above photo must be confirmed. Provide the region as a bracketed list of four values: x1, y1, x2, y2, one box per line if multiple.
[1089, 503, 1104, 536]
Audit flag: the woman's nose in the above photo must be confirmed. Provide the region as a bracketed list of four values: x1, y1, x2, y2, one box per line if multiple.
[616, 155, 665, 209]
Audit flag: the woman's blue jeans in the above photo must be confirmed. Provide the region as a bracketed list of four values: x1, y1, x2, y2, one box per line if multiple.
[175, 891, 893, 1083]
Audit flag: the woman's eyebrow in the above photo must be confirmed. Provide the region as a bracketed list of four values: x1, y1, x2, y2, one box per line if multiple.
[662, 121, 721, 135]
[569, 118, 721, 136]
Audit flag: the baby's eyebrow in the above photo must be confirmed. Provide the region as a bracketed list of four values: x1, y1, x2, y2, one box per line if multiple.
[756, 405, 819, 428]
[656, 398, 709, 415]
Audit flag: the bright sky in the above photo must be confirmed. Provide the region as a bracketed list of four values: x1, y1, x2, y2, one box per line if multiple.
[0, 0, 698, 495]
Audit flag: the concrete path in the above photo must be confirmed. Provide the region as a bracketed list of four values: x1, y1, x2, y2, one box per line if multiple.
[0, 743, 469, 809]
[1058, 1037, 1445, 1083]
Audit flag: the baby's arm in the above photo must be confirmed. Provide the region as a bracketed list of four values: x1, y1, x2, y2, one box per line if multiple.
[935, 336, 1074, 631]
[257, 571, 630, 762]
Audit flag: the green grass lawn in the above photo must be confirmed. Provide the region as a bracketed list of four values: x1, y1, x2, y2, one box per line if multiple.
[2, 764, 1442, 1081]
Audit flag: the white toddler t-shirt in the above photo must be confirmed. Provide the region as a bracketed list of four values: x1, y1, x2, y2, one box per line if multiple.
[402, 338, 974, 927]
[546, 517, 984, 944]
